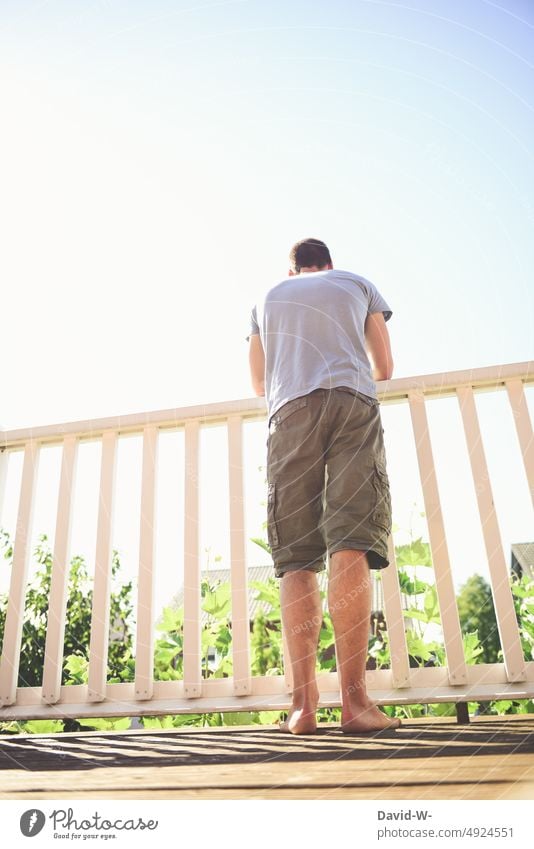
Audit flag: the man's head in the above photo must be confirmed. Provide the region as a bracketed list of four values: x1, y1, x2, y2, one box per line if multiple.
[288, 238, 333, 275]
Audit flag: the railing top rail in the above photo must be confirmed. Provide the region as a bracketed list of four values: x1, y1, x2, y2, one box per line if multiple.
[1, 360, 533, 450]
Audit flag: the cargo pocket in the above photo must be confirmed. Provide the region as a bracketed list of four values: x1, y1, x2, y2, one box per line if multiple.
[372, 458, 392, 533]
[269, 395, 308, 432]
[354, 391, 380, 407]
[267, 481, 280, 548]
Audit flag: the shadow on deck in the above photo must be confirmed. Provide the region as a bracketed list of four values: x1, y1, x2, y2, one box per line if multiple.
[1, 715, 533, 800]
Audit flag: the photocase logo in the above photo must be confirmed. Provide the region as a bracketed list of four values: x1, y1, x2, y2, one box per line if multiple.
[20, 809, 46, 837]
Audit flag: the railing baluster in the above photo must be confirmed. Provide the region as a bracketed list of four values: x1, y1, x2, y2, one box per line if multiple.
[135, 426, 159, 701]
[0, 448, 8, 523]
[506, 378, 534, 509]
[0, 362, 532, 720]
[408, 390, 468, 685]
[42, 436, 79, 704]
[227, 416, 251, 695]
[457, 385, 526, 682]
[381, 537, 410, 688]
[88, 432, 118, 702]
[0, 440, 40, 706]
[183, 420, 201, 697]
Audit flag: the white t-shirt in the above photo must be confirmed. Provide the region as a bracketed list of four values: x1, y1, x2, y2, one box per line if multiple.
[246, 268, 392, 423]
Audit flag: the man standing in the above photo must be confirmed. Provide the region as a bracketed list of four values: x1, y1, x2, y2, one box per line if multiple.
[247, 238, 401, 735]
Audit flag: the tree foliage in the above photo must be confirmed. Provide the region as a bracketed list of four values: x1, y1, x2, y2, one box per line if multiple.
[0, 530, 134, 690]
[456, 574, 500, 664]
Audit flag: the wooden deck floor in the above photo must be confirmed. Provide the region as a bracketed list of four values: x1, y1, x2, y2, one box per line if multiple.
[1, 715, 533, 800]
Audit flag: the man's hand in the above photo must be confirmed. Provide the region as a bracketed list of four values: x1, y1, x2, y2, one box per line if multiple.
[364, 312, 394, 381]
[248, 333, 265, 396]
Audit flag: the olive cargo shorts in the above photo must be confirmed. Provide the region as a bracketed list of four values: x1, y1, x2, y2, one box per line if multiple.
[266, 387, 392, 578]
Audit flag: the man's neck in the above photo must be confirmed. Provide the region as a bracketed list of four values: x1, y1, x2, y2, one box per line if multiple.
[298, 265, 331, 273]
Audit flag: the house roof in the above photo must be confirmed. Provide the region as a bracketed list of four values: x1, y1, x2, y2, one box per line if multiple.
[169, 564, 385, 625]
[511, 542, 534, 578]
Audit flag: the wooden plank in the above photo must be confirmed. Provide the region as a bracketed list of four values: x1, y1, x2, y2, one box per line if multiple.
[408, 390, 468, 685]
[381, 537, 410, 688]
[1, 718, 534, 801]
[1, 783, 528, 801]
[183, 421, 201, 698]
[2, 658, 534, 720]
[506, 378, 534, 508]
[0, 440, 40, 705]
[42, 436, 79, 704]
[457, 385, 526, 682]
[6, 681, 534, 721]
[135, 426, 159, 701]
[227, 416, 251, 695]
[87, 432, 118, 702]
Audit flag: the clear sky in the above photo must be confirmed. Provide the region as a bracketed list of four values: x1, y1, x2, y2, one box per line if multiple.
[1, 1, 533, 619]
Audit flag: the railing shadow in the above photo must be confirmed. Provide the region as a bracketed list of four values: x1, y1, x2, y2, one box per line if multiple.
[1, 718, 533, 773]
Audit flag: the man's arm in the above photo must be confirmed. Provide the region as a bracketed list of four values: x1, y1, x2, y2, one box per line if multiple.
[364, 311, 394, 381]
[248, 334, 265, 396]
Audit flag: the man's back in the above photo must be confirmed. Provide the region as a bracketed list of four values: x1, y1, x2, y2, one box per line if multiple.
[250, 268, 392, 422]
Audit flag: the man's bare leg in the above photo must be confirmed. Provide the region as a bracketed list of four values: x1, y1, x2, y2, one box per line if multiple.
[329, 549, 401, 732]
[278, 569, 322, 734]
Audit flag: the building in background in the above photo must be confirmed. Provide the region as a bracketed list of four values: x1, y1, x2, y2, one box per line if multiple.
[511, 543, 534, 581]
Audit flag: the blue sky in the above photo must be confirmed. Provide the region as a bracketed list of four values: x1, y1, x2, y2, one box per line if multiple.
[1, 0, 533, 427]
[0, 1, 533, 612]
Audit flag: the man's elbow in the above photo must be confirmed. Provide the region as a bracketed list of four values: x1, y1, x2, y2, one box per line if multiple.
[373, 360, 394, 382]
[252, 379, 265, 396]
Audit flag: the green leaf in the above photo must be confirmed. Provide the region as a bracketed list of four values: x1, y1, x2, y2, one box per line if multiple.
[395, 538, 432, 567]
[157, 605, 184, 633]
[424, 585, 440, 621]
[406, 631, 434, 662]
[23, 720, 65, 734]
[141, 715, 175, 729]
[63, 654, 89, 683]
[398, 571, 429, 595]
[463, 631, 484, 664]
[213, 656, 233, 678]
[78, 717, 131, 731]
[429, 702, 456, 717]
[318, 617, 334, 648]
[201, 625, 220, 653]
[154, 647, 181, 665]
[256, 711, 282, 725]
[250, 537, 271, 554]
[249, 580, 279, 609]
[171, 714, 204, 726]
[492, 700, 514, 714]
[403, 608, 440, 625]
[222, 711, 256, 726]
[202, 583, 231, 619]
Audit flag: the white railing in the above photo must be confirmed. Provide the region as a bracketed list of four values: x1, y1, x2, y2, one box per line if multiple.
[0, 361, 533, 721]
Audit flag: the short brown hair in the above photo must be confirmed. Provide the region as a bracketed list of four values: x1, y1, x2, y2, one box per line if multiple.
[289, 238, 332, 273]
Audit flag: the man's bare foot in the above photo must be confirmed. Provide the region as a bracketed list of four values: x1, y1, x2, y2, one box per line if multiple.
[278, 683, 319, 735]
[278, 703, 318, 735]
[341, 696, 402, 733]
